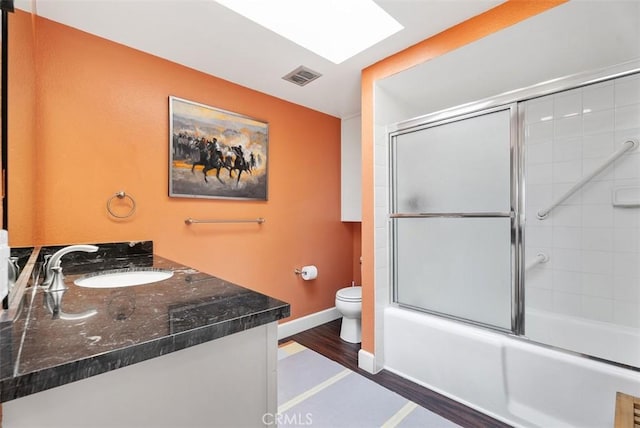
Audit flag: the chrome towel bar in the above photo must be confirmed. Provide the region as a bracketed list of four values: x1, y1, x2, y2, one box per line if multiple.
[185, 217, 265, 225]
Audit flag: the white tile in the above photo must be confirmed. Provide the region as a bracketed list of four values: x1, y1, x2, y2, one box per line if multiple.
[552, 226, 582, 249]
[580, 179, 613, 205]
[583, 109, 614, 135]
[581, 227, 613, 251]
[374, 185, 387, 208]
[553, 138, 582, 162]
[613, 301, 640, 328]
[613, 275, 640, 301]
[374, 141, 387, 167]
[554, 115, 583, 138]
[581, 250, 613, 275]
[526, 287, 553, 311]
[582, 132, 614, 159]
[526, 141, 553, 164]
[375, 246, 388, 269]
[375, 229, 387, 250]
[553, 160, 582, 184]
[525, 184, 554, 209]
[525, 226, 553, 248]
[615, 104, 640, 130]
[614, 207, 640, 229]
[525, 97, 554, 124]
[613, 228, 640, 252]
[552, 204, 581, 227]
[615, 73, 640, 108]
[554, 89, 582, 118]
[553, 269, 582, 294]
[526, 163, 553, 185]
[582, 80, 614, 113]
[581, 295, 614, 322]
[582, 157, 615, 182]
[553, 291, 582, 317]
[526, 120, 553, 142]
[614, 152, 640, 180]
[554, 248, 582, 271]
[375, 211, 388, 229]
[581, 272, 613, 298]
[374, 164, 388, 187]
[582, 204, 613, 228]
[552, 182, 582, 206]
[614, 252, 640, 278]
[526, 267, 553, 290]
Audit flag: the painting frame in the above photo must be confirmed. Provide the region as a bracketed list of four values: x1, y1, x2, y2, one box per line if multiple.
[169, 96, 269, 201]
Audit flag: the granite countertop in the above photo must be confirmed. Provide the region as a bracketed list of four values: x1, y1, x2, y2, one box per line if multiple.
[0, 242, 290, 402]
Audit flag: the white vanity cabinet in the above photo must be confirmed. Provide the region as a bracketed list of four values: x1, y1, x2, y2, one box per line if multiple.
[2, 323, 278, 428]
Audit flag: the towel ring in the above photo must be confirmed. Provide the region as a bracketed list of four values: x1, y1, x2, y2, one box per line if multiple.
[107, 191, 136, 219]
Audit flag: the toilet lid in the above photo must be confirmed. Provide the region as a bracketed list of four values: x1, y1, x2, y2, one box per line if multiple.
[336, 286, 362, 302]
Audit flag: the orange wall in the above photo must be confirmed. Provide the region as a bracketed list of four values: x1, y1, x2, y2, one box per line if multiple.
[10, 10, 357, 321]
[359, 0, 569, 353]
[8, 11, 37, 244]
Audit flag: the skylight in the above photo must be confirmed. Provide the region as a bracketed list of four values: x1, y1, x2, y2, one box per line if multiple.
[215, 0, 404, 64]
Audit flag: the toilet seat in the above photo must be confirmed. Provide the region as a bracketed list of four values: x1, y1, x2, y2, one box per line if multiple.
[336, 286, 362, 302]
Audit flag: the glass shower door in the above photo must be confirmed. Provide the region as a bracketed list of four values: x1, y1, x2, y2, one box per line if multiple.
[390, 105, 517, 332]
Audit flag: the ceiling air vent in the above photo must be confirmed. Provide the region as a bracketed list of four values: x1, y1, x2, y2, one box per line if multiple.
[282, 66, 322, 87]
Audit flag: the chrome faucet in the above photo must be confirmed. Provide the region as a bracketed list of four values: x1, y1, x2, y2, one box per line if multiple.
[8, 256, 20, 292]
[44, 265, 97, 320]
[42, 245, 99, 289]
[41, 245, 99, 320]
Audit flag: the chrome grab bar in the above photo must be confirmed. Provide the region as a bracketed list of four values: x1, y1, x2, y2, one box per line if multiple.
[525, 252, 549, 271]
[537, 139, 638, 220]
[185, 217, 265, 225]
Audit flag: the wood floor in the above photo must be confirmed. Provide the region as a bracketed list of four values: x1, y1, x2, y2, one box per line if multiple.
[280, 319, 511, 428]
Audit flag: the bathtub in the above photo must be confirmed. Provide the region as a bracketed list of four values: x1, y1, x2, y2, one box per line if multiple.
[525, 308, 640, 369]
[384, 306, 640, 428]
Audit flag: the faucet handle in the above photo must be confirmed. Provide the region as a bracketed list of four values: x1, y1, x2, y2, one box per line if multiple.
[47, 266, 68, 293]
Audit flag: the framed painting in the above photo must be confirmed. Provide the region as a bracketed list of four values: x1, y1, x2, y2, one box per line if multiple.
[169, 96, 268, 200]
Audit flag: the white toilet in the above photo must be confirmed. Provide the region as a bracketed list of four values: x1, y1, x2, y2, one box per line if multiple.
[335, 286, 362, 343]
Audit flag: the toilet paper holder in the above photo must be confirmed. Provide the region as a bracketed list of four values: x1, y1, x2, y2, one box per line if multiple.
[294, 265, 318, 280]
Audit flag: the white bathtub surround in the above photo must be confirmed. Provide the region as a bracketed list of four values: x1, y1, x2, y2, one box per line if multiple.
[526, 308, 640, 368]
[384, 307, 640, 428]
[524, 74, 640, 325]
[524, 72, 640, 364]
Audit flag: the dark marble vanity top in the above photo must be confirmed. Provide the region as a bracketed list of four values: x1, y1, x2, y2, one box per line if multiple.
[0, 242, 290, 402]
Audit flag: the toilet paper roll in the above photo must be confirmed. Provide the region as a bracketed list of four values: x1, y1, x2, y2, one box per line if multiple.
[300, 265, 318, 281]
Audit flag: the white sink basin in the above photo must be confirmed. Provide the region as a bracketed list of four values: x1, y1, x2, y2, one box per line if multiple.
[74, 269, 173, 288]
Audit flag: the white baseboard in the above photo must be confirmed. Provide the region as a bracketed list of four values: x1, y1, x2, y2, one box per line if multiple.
[358, 349, 380, 374]
[278, 307, 341, 340]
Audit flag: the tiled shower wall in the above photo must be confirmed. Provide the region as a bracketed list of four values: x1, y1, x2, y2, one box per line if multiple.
[524, 72, 640, 328]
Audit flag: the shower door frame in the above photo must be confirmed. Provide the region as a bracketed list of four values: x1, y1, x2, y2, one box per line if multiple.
[389, 103, 523, 334]
[387, 59, 640, 339]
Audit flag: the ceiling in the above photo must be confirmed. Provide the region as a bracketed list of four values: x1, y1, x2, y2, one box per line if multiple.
[16, 0, 505, 119]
